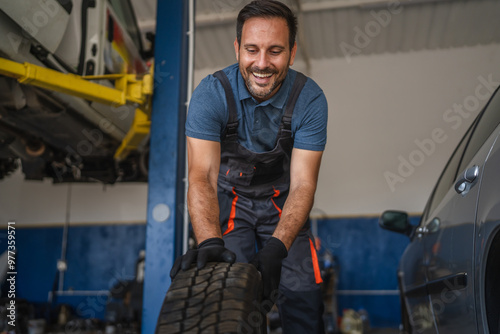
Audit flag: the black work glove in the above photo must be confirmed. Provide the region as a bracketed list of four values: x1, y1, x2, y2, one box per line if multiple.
[170, 237, 236, 279]
[250, 237, 288, 304]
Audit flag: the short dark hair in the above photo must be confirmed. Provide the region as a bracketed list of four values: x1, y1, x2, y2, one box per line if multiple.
[236, 0, 297, 51]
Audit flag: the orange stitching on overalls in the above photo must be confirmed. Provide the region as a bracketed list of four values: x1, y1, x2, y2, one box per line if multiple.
[270, 187, 282, 218]
[223, 187, 238, 235]
[309, 238, 323, 284]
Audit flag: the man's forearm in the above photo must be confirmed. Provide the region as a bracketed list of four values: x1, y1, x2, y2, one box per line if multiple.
[272, 182, 316, 250]
[188, 180, 222, 244]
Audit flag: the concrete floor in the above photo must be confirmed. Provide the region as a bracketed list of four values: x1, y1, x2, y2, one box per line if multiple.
[269, 329, 400, 334]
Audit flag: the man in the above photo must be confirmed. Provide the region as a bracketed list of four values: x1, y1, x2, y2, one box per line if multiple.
[171, 1, 328, 332]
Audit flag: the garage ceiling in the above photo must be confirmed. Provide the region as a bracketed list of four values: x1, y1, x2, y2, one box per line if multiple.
[131, 0, 500, 70]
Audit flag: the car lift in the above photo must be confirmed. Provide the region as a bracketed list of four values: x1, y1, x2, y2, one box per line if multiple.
[0, 1, 188, 332]
[0, 56, 153, 161]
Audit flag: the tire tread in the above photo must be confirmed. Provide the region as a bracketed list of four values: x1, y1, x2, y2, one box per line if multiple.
[155, 262, 265, 334]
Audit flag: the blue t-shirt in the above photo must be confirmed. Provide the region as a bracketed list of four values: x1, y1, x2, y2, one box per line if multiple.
[186, 64, 327, 153]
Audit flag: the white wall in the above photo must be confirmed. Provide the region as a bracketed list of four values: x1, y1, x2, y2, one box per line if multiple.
[1, 43, 499, 226]
[196, 43, 500, 216]
[0, 169, 148, 226]
[312, 44, 500, 216]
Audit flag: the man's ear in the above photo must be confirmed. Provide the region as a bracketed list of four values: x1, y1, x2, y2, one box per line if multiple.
[289, 42, 297, 66]
[234, 38, 239, 62]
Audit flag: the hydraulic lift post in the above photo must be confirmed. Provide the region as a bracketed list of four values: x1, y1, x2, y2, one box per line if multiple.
[142, 0, 189, 333]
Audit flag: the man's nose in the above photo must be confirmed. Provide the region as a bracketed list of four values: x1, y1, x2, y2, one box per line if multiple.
[255, 51, 270, 69]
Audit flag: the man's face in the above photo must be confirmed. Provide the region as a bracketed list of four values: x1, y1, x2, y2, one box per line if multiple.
[234, 17, 297, 103]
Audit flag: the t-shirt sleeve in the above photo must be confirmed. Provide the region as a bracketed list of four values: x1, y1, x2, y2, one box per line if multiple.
[185, 75, 227, 142]
[292, 82, 328, 151]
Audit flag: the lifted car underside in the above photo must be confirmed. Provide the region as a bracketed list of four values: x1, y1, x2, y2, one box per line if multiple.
[0, 76, 148, 183]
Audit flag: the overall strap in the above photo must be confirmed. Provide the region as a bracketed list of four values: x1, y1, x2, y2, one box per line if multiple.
[282, 72, 307, 131]
[213, 70, 238, 138]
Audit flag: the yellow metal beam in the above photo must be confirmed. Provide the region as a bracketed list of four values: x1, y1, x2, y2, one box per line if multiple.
[113, 108, 151, 160]
[0, 57, 154, 161]
[1, 58, 127, 105]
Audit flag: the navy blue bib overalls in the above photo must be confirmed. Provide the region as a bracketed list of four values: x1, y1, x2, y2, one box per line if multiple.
[214, 70, 325, 333]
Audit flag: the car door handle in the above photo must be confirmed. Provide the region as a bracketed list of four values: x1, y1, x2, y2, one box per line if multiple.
[454, 165, 479, 195]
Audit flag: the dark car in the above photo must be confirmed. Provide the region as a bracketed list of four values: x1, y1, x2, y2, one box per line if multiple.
[380, 83, 500, 334]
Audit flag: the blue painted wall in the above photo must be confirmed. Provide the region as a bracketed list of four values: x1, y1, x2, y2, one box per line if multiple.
[0, 216, 414, 328]
[317, 216, 417, 328]
[0, 224, 146, 320]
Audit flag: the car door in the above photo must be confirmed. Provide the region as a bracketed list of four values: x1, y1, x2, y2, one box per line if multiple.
[473, 127, 500, 334]
[421, 86, 500, 334]
[399, 232, 435, 334]
[399, 123, 474, 334]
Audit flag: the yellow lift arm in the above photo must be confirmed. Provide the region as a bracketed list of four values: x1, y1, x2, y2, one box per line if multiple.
[0, 57, 153, 161]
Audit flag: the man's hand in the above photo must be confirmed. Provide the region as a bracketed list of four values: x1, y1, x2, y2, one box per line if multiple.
[170, 238, 236, 279]
[250, 237, 288, 304]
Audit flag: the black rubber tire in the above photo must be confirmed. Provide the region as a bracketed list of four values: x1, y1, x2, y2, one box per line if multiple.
[155, 262, 266, 334]
[486, 238, 500, 334]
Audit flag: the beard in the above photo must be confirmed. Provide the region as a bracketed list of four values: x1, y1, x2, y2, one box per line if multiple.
[241, 63, 290, 101]
[246, 68, 279, 100]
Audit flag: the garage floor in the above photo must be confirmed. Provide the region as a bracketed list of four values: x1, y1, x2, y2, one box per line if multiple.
[269, 329, 400, 333]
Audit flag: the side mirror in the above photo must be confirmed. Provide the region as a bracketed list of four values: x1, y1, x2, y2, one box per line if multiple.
[379, 210, 414, 237]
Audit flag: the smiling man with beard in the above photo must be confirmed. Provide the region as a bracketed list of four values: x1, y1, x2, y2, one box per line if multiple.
[171, 1, 328, 332]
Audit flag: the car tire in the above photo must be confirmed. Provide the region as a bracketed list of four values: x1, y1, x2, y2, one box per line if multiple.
[155, 262, 266, 334]
[486, 237, 500, 334]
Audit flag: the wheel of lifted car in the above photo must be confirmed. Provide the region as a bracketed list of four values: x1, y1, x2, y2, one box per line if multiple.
[155, 262, 266, 334]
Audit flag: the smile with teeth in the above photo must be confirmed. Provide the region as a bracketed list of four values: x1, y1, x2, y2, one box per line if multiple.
[253, 72, 273, 78]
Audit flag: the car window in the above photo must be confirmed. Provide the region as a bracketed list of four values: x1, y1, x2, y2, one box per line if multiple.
[107, 0, 143, 52]
[423, 122, 475, 221]
[458, 86, 500, 173]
